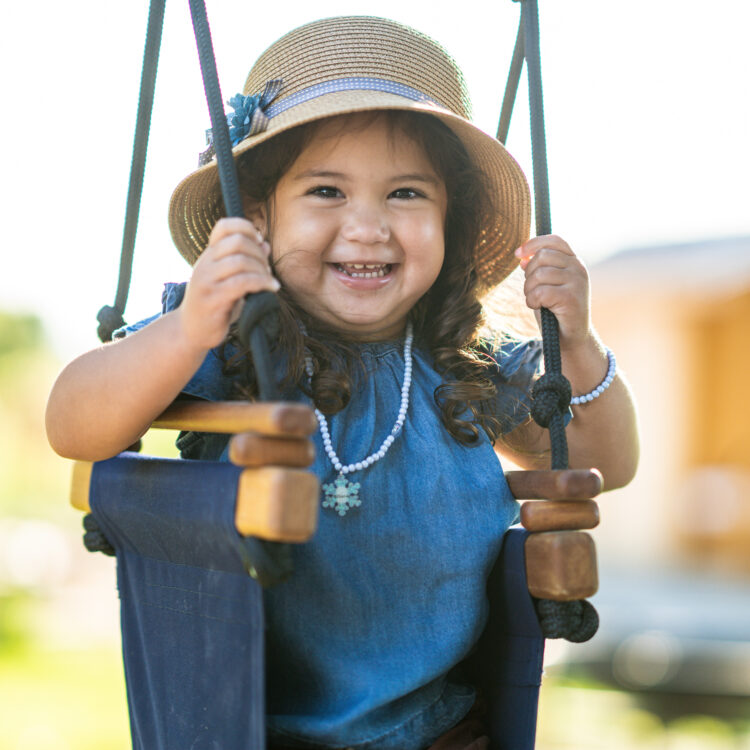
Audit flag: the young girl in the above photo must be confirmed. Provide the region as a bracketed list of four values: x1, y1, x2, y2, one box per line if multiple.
[47, 16, 638, 750]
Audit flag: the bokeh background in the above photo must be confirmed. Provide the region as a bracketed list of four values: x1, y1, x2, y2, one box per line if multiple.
[2, 0, 749, 747]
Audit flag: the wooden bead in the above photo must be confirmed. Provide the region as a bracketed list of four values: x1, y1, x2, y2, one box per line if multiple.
[506, 469, 603, 500]
[525, 531, 598, 601]
[520, 499, 600, 532]
[229, 433, 315, 467]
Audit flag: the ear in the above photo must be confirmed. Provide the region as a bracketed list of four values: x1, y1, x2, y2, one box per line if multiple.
[242, 195, 268, 237]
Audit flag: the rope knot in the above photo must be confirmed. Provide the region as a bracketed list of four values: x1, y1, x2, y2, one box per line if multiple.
[535, 598, 599, 642]
[83, 513, 116, 557]
[96, 305, 126, 343]
[530, 372, 571, 428]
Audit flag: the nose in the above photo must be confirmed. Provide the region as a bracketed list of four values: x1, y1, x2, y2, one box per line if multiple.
[340, 201, 390, 245]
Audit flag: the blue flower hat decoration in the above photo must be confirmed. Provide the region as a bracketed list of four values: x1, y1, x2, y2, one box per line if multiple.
[198, 79, 283, 167]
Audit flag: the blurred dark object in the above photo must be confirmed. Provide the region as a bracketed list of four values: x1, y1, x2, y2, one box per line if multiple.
[555, 565, 750, 713]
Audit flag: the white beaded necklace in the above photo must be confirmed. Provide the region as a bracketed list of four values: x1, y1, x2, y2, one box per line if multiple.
[303, 321, 414, 516]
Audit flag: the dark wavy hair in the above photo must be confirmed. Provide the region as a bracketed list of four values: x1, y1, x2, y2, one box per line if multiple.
[223, 110, 509, 445]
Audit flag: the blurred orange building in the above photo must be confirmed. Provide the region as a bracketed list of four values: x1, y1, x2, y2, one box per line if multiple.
[589, 235, 750, 578]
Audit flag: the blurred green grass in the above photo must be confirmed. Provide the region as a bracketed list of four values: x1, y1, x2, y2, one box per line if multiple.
[536, 673, 750, 749]
[0, 642, 129, 750]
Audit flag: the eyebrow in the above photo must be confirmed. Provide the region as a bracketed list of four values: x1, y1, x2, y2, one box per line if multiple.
[392, 172, 441, 185]
[293, 169, 440, 185]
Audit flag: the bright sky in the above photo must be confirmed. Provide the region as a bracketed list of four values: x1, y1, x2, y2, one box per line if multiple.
[4, 0, 749, 358]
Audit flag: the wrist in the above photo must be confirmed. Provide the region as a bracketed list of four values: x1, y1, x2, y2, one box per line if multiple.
[559, 332, 612, 402]
[559, 328, 601, 357]
[570, 348, 616, 405]
[166, 308, 214, 363]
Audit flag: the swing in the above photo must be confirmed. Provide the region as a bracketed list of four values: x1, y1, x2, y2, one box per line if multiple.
[71, 2, 603, 748]
[70, 407, 601, 750]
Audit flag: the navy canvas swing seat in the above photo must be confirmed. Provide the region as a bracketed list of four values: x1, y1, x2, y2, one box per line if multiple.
[89, 454, 267, 750]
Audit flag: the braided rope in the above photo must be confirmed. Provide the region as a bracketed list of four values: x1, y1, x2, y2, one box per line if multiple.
[188, 0, 280, 402]
[500, 0, 598, 641]
[496, 16, 525, 144]
[188, 0, 286, 584]
[521, 0, 572, 469]
[97, 0, 166, 343]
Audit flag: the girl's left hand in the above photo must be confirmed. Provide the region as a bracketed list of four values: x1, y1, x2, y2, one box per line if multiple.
[516, 235, 592, 351]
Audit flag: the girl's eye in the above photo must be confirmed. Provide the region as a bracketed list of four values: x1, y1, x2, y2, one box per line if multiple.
[389, 188, 423, 200]
[309, 186, 342, 199]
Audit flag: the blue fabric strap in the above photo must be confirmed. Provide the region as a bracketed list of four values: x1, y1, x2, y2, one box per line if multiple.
[265, 77, 438, 119]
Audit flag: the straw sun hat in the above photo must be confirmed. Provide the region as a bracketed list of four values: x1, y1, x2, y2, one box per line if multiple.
[169, 15, 531, 291]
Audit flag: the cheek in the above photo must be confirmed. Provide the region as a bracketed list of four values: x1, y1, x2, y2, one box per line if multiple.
[407, 215, 446, 273]
[272, 252, 319, 292]
[268, 216, 314, 282]
[270, 208, 336, 265]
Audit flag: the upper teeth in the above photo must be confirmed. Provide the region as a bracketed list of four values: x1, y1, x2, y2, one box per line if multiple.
[338, 263, 390, 278]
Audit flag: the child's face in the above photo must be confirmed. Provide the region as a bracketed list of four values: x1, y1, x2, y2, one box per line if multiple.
[262, 115, 448, 340]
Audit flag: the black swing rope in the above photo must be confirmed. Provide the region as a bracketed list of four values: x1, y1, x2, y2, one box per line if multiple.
[187, 0, 281, 403]
[86, 0, 596, 638]
[84, 0, 167, 558]
[86, 0, 290, 584]
[500, 0, 598, 641]
[96, 0, 165, 344]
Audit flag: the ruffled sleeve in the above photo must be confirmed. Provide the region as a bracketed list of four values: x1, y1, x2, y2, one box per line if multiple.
[484, 338, 574, 434]
[484, 338, 543, 434]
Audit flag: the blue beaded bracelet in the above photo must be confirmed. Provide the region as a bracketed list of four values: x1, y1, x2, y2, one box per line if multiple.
[570, 348, 616, 405]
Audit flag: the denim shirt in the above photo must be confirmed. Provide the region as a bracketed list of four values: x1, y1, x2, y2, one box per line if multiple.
[116, 283, 544, 750]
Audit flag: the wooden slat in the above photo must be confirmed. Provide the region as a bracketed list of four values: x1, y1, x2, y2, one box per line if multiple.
[525, 531, 598, 600]
[229, 432, 315, 468]
[69, 460, 318, 543]
[70, 460, 93, 512]
[153, 401, 318, 437]
[506, 469, 603, 500]
[520, 499, 600, 532]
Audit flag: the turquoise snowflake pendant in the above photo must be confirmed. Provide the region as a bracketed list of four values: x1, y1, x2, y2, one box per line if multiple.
[322, 474, 361, 516]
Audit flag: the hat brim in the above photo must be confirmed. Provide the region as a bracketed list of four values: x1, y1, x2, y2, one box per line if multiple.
[168, 91, 530, 292]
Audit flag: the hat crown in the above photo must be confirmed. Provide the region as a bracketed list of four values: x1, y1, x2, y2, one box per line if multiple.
[243, 16, 472, 120]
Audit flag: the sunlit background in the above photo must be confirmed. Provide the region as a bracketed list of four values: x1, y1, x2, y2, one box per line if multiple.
[2, 0, 749, 747]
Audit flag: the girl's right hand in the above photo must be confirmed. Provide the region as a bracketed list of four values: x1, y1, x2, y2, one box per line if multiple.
[177, 217, 280, 351]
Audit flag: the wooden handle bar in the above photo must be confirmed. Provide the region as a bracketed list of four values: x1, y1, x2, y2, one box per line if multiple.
[506, 469, 603, 500]
[70, 460, 318, 543]
[153, 401, 318, 437]
[525, 530, 598, 600]
[520, 499, 600, 532]
[229, 433, 315, 468]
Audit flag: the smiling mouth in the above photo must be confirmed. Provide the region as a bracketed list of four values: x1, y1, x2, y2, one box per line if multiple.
[333, 263, 393, 278]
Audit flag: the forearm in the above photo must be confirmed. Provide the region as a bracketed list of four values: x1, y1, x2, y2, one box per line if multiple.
[45, 310, 209, 461]
[560, 333, 640, 489]
[508, 236, 639, 488]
